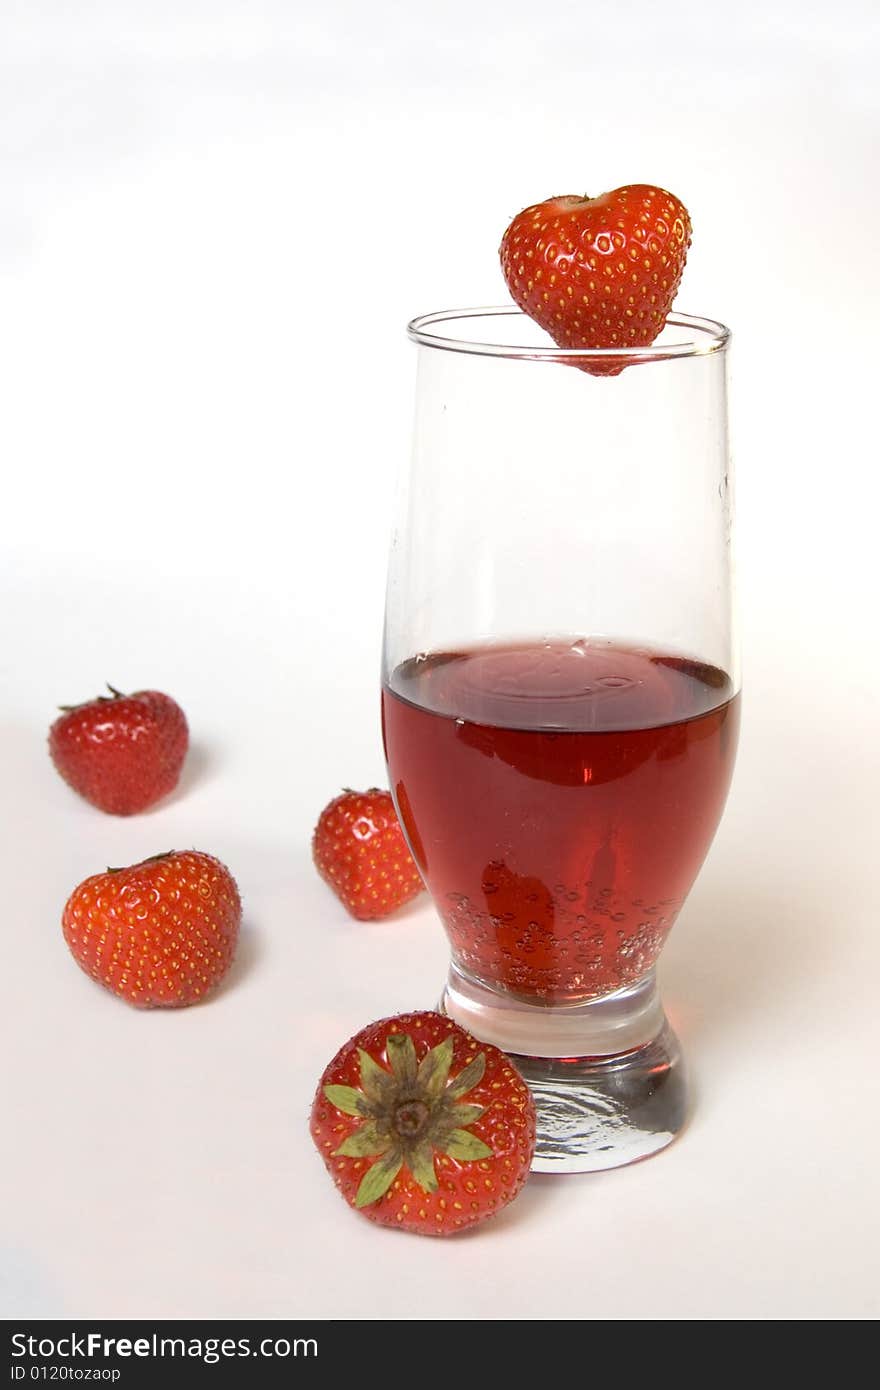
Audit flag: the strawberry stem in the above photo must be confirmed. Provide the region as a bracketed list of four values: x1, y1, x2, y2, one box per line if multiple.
[106, 851, 175, 874]
[57, 683, 128, 713]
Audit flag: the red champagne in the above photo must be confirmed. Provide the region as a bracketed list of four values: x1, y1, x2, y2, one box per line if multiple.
[382, 640, 739, 1004]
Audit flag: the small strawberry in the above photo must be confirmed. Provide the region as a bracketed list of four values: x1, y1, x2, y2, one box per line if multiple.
[500, 184, 691, 357]
[62, 850, 241, 1008]
[49, 685, 189, 815]
[310, 1011, 535, 1235]
[312, 789, 424, 921]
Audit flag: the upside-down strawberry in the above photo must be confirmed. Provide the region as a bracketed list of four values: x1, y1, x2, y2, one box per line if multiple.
[310, 1010, 535, 1235]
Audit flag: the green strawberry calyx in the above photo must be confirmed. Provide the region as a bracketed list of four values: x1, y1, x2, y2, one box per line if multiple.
[324, 1032, 492, 1208]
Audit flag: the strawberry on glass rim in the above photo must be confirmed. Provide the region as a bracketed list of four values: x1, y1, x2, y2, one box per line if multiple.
[499, 184, 691, 360]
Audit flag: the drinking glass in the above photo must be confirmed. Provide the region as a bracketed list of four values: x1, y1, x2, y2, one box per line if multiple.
[381, 307, 738, 1172]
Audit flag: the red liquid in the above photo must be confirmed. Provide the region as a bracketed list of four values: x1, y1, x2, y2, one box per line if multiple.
[382, 641, 739, 1003]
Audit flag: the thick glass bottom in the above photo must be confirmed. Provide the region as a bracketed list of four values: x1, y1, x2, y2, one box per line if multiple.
[440, 963, 687, 1173]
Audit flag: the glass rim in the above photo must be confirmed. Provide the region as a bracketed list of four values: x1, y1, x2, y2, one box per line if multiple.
[407, 306, 730, 362]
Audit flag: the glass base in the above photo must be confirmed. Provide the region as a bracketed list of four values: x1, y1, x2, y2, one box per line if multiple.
[440, 964, 687, 1173]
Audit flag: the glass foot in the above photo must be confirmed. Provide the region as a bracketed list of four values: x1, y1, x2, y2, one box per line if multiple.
[508, 1023, 685, 1172]
[440, 964, 687, 1173]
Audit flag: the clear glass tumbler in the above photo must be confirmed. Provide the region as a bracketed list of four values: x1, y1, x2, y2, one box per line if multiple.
[381, 308, 739, 1172]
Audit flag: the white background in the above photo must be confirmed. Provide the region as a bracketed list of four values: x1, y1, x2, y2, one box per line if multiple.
[1, 0, 877, 1320]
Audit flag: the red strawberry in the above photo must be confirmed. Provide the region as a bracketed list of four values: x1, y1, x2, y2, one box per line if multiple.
[312, 789, 424, 921]
[49, 685, 189, 815]
[310, 1011, 535, 1235]
[500, 185, 691, 357]
[62, 850, 241, 1008]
